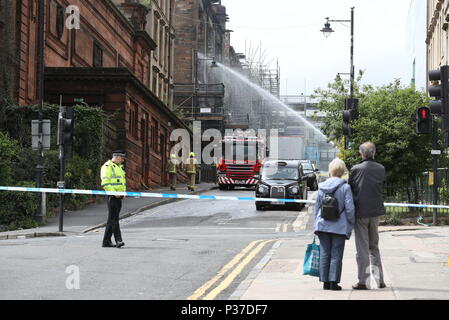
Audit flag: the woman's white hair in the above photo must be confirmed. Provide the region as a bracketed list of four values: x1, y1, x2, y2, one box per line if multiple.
[328, 158, 347, 178]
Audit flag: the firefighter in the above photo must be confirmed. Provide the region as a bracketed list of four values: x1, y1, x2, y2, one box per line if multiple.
[183, 152, 199, 191]
[100, 150, 126, 248]
[166, 154, 179, 190]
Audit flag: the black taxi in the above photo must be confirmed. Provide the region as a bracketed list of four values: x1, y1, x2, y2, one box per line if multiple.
[255, 160, 308, 211]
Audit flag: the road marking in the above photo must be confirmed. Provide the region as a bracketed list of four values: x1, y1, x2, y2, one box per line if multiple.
[275, 223, 289, 233]
[187, 240, 263, 300]
[202, 239, 275, 300]
[229, 240, 282, 299]
[275, 224, 281, 233]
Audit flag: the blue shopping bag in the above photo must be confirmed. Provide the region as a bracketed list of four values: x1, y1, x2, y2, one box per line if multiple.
[303, 236, 320, 277]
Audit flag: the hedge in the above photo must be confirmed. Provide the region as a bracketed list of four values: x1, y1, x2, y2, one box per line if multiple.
[0, 103, 106, 231]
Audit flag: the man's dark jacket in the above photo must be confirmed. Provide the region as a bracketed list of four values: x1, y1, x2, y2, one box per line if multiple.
[348, 159, 385, 218]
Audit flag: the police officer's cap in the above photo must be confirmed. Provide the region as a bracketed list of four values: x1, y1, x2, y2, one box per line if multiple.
[112, 150, 126, 158]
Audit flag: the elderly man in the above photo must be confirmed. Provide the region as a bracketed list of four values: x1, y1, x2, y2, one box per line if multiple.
[349, 142, 386, 289]
[100, 150, 126, 248]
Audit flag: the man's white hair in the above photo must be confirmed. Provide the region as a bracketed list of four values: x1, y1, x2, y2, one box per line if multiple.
[359, 142, 376, 160]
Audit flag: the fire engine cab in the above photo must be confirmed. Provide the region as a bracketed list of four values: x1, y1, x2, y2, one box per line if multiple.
[216, 132, 267, 190]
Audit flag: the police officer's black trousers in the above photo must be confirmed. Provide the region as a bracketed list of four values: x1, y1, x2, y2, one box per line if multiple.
[103, 196, 123, 244]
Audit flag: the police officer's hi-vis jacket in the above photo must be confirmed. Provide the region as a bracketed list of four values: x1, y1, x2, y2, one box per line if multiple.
[101, 160, 126, 192]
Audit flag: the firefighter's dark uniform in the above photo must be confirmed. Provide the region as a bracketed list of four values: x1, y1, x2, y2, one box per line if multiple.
[101, 152, 126, 248]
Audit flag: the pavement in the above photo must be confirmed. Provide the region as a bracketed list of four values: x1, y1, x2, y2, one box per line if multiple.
[0, 182, 217, 240]
[231, 205, 449, 300]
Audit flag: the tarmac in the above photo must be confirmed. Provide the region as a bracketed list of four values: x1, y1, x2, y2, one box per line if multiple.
[1, 184, 449, 300]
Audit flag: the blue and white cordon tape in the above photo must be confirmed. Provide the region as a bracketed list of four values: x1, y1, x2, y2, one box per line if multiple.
[0, 186, 448, 209]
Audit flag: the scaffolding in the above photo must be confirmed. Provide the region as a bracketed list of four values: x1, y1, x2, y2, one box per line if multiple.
[222, 41, 280, 131]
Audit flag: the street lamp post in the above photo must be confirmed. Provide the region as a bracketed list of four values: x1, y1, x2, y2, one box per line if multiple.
[321, 7, 355, 150]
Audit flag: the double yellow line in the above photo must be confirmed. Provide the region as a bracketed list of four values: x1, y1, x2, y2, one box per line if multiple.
[188, 239, 274, 300]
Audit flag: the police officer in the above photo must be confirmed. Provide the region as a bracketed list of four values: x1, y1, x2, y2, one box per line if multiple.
[166, 154, 179, 190]
[183, 152, 199, 191]
[101, 150, 126, 248]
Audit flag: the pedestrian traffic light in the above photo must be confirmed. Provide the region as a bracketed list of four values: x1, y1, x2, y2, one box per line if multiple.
[57, 106, 75, 159]
[416, 106, 432, 134]
[342, 98, 359, 136]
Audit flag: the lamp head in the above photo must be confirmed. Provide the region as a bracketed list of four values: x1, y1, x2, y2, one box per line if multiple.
[320, 18, 334, 38]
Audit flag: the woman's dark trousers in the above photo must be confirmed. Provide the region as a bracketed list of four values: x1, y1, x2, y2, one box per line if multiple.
[317, 232, 346, 283]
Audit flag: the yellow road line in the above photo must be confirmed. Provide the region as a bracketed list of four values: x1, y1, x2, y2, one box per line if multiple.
[202, 239, 275, 300]
[187, 240, 263, 300]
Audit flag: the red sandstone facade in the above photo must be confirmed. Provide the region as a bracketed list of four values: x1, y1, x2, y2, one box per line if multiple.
[1, 0, 189, 190]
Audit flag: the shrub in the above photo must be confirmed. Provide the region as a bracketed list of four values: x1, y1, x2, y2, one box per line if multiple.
[0, 181, 38, 231]
[0, 131, 18, 185]
[0, 103, 106, 225]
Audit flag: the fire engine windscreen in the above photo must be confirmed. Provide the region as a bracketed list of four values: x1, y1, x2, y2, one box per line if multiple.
[223, 141, 258, 161]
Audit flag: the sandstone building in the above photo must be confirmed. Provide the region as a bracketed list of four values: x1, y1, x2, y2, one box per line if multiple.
[0, 0, 188, 190]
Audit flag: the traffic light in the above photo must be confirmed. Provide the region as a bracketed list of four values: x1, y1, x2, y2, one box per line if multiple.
[57, 106, 75, 159]
[416, 106, 432, 134]
[428, 65, 449, 146]
[429, 66, 449, 122]
[342, 98, 359, 136]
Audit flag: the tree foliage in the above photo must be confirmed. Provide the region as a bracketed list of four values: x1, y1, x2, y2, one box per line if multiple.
[314, 76, 438, 187]
[0, 103, 106, 230]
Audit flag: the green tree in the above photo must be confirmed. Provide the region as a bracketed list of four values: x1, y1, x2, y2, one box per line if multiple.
[314, 77, 435, 189]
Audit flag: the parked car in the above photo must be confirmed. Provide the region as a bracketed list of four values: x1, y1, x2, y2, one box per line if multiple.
[300, 160, 320, 191]
[255, 160, 308, 211]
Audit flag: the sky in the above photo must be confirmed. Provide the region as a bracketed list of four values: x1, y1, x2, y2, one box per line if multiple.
[222, 0, 425, 96]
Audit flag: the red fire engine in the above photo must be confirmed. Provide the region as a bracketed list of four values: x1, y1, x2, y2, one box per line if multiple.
[216, 133, 267, 190]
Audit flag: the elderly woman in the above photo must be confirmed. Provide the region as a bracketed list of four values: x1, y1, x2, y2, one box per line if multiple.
[314, 158, 355, 291]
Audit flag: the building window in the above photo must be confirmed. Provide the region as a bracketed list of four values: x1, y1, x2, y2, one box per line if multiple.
[56, 3, 65, 39]
[153, 16, 158, 59]
[158, 79, 163, 99]
[93, 41, 103, 67]
[165, 30, 169, 70]
[151, 120, 159, 153]
[152, 72, 158, 94]
[129, 101, 139, 139]
[159, 21, 164, 60]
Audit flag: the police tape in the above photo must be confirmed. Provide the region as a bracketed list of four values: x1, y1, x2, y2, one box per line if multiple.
[1, 186, 449, 209]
